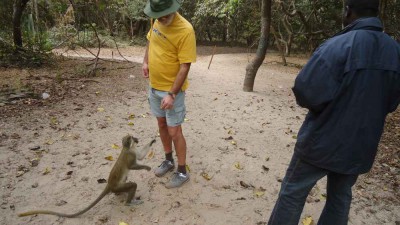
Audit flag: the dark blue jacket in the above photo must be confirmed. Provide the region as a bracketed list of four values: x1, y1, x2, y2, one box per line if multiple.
[292, 17, 400, 175]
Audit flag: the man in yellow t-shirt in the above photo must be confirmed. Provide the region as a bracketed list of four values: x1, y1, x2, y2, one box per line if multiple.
[142, 0, 196, 188]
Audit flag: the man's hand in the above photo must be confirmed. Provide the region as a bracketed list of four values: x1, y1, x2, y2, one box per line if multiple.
[142, 62, 149, 78]
[160, 95, 174, 109]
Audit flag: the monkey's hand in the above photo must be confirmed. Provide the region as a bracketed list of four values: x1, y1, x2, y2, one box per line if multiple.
[136, 139, 156, 160]
[130, 164, 151, 171]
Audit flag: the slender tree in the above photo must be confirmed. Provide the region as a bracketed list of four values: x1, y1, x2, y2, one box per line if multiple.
[243, 0, 272, 92]
[13, 0, 31, 48]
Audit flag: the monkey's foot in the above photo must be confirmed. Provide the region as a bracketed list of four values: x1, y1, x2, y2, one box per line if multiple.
[125, 200, 143, 206]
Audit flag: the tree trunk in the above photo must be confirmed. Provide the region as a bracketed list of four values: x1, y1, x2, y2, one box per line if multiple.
[271, 26, 287, 66]
[380, 0, 387, 30]
[13, 0, 31, 48]
[243, 0, 272, 92]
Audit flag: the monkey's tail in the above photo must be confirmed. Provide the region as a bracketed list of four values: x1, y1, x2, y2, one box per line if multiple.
[18, 188, 109, 218]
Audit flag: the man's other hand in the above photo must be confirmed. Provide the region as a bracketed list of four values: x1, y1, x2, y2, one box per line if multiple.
[142, 63, 149, 78]
[160, 95, 174, 109]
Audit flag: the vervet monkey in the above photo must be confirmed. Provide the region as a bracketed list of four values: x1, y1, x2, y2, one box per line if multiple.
[18, 135, 156, 218]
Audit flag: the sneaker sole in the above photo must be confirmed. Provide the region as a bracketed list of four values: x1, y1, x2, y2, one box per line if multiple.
[154, 166, 174, 177]
[165, 177, 190, 189]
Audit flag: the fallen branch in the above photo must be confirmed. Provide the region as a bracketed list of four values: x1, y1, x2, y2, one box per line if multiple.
[208, 45, 217, 69]
[112, 37, 130, 62]
[88, 23, 101, 77]
[40, 75, 101, 83]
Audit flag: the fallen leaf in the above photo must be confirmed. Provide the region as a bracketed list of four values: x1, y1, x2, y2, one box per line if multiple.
[45, 139, 54, 145]
[119, 222, 129, 225]
[42, 168, 50, 175]
[50, 117, 58, 125]
[128, 114, 135, 119]
[185, 164, 191, 173]
[184, 118, 189, 122]
[201, 172, 212, 180]
[141, 114, 147, 118]
[97, 178, 107, 183]
[231, 140, 237, 145]
[16, 171, 25, 177]
[97, 107, 105, 112]
[29, 146, 41, 151]
[239, 181, 251, 188]
[228, 130, 236, 135]
[292, 135, 298, 139]
[234, 162, 243, 170]
[55, 200, 68, 206]
[302, 216, 314, 225]
[128, 122, 134, 126]
[95, 91, 101, 95]
[147, 150, 155, 159]
[254, 189, 265, 198]
[111, 144, 120, 149]
[262, 165, 270, 172]
[104, 156, 114, 161]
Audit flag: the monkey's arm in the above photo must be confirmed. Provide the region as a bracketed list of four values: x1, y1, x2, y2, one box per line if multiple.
[136, 139, 156, 160]
[130, 163, 151, 171]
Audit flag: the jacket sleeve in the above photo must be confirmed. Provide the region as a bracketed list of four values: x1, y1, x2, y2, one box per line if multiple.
[292, 50, 342, 113]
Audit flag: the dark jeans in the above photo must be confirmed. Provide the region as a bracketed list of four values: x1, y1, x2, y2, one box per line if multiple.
[267, 153, 358, 225]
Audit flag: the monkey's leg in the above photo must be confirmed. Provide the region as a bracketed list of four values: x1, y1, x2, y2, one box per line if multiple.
[113, 182, 143, 206]
[130, 164, 151, 171]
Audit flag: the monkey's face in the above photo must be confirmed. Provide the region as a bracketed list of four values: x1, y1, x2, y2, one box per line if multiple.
[122, 135, 139, 148]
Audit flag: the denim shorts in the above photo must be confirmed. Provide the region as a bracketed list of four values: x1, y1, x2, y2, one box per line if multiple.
[148, 87, 186, 127]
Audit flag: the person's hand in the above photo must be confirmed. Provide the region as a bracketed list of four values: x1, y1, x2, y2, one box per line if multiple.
[160, 95, 174, 110]
[142, 62, 149, 78]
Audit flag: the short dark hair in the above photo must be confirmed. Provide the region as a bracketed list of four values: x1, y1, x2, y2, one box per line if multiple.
[346, 0, 379, 17]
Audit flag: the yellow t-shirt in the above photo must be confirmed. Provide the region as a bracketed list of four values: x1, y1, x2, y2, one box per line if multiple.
[146, 13, 196, 91]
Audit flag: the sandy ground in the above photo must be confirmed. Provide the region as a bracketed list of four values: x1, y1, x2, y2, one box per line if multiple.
[0, 46, 399, 225]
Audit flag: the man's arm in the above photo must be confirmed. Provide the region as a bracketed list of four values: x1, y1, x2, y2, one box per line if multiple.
[160, 63, 191, 109]
[170, 63, 191, 94]
[142, 41, 150, 78]
[292, 52, 341, 113]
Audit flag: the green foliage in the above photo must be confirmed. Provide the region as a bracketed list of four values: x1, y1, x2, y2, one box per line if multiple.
[125, 0, 147, 21]
[0, 38, 52, 68]
[0, 0, 398, 68]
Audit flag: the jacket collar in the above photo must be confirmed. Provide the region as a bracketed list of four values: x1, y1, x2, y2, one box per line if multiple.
[334, 17, 383, 37]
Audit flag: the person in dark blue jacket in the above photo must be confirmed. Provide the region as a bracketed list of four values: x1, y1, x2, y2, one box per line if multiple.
[267, 0, 400, 224]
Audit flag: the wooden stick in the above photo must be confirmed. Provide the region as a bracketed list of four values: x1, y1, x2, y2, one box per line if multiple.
[208, 45, 217, 70]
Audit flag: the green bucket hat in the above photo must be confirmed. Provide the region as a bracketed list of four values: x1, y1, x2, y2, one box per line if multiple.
[144, 0, 181, 19]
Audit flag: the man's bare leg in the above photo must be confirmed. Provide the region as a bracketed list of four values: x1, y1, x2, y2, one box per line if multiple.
[154, 117, 175, 177]
[157, 117, 172, 154]
[167, 125, 186, 167]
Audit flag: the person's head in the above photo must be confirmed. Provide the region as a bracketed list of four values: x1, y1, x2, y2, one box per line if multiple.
[144, 0, 181, 26]
[343, 0, 379, 26]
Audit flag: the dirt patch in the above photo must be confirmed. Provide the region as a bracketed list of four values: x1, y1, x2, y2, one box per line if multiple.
[0, 46, 398, 225]
[0, 57, 146, 119]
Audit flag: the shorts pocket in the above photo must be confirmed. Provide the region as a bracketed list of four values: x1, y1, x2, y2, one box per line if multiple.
[167, 105, 186, 126]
